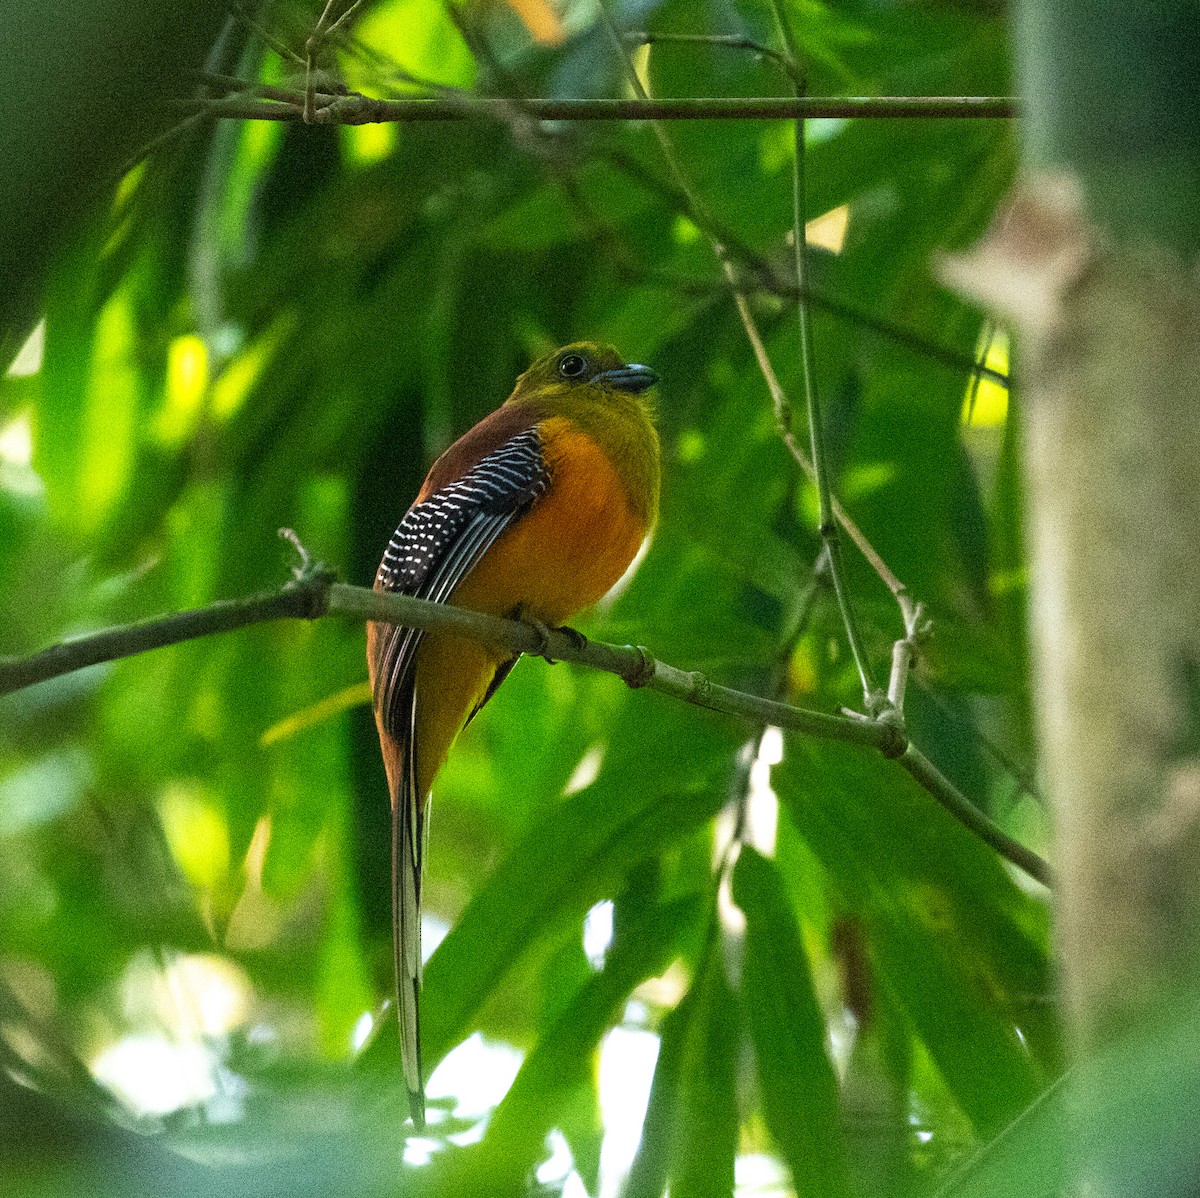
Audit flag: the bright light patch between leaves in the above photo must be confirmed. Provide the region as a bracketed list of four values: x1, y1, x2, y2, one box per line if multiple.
[89, 952, 253, 1120]
[583, 898, 615, 969]
[962, 328, 1009, 428]
[565, 743, 605, 796]
[80, 288, 138, 531]
[210, 316, 295, 421]
[5, 319, 44, 377]
[158, 781, 230, 892]
[598, 1025, 661, 1198]
[749, 727, 783, 857]
[629, 42, 651, 95]
[536, 1129, 577, 1188]
[673, 213, 702, 245]
[718, 729, 783, 935]
[351, 1009, 375, 1052]
[346, 0, 477, 93]
[154, 954, 252, 1041]
[735, 1152, 794, 1196]
[0, 411, 33, 467]
[92, 1035, 223, 1118]
[0, 749, 89, 835]
[425, 1030, 524, 1124]
[342, 122, 398, 167]
[154, 333, 209, 446]
[804, 204, 850, 254]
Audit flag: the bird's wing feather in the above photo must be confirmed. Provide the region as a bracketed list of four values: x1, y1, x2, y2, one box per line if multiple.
[369, 424, 550, 1127]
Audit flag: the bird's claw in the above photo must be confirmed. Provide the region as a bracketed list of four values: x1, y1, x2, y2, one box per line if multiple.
[525, 616, 555, 660]
[521, 616, 588, 663]
[558, 625, 589, 653]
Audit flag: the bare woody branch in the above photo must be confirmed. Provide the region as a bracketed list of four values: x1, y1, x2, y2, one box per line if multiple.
[179, 92, 1019, 124]
[0, 559, 1052, 889]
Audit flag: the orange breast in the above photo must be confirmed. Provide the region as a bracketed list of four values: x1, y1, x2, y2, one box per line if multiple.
[409, 417, 650, 797]
[452, 416, 649, 623]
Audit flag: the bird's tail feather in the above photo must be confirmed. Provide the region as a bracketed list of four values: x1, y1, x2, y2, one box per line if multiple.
[393, 694, 426, 1129]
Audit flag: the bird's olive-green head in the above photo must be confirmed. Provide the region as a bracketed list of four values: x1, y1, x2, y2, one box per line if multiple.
[507, 342, 661, 524]
[508, 342, 658, 405]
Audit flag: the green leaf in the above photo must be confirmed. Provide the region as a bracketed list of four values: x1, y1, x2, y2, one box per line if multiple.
[670, 934, 740, 1198]
[733, 846, 855, 1197]
[622, 927, 741, 1198]
[477, 894, 705, 1186]
[774, 738, 1055, 1135]
[932, 1072, 1067, 1198]
[357, 698, 740, 1075]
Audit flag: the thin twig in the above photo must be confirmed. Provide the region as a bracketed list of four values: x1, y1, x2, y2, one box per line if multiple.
[898, 744, 1049, 886]
[597, 6, 918, 663]
[0, 565, 1051, 888]
[624, 30, 799, 84]
[117, 110, 211, 176]
[723, 280, 917, 622]
[227, 1, 306, 66]
[790, 285, 1010, 389]
[769, 0, 879, 708]
[915, 680, 1046, 806]
[345, 33, 475, 100]
[178, 93, 1019, 123]
[0, 577, 332, 696]
[729, 555, 829, 850]
[885, 598, 931, 717]
[191, 69, 315, 105]
[963, 319, 996, 426]
[303, 0, 365, 123]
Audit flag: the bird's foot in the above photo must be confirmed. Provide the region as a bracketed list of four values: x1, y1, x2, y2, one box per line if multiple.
[517, 609, 588, 663]
[524, 615, 555, 660]
[558, 625, 589, 653]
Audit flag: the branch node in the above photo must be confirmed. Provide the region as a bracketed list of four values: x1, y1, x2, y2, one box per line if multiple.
[524, 616, 557, 662]
[279, 527, 312, 574]
[877, 723, 909, 760]
[278, 529, 335, 617]
[624, 645, 658, 689]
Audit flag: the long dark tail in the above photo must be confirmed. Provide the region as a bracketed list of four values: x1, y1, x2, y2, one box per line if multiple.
[392, 694, 426, 1129]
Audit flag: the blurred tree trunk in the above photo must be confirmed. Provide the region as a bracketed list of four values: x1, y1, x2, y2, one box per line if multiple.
[946, 2, 1200, 1193]
[2, 2, 229, 367]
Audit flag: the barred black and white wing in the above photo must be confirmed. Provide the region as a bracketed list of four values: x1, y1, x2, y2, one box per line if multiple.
[370, 424, 550, 1127]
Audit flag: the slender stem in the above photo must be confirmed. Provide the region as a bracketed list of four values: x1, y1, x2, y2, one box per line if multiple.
[192, 70, 316, 105]
[117, 110, 210, 176]
[795, 286, 1010, 389]
[620, 256, 1011, 386]
[916, 679, 1046, 805]
[226, 1, 305, 66]
[600, 4, 915, 671]
[899, 744, 1052, 888]
[963, 319, 995, 426]
[324, 0, 366, 38]
[0, 564, 1052, 887]
[770, 0, 878, 706]
[329, 584, 888, 745]
[730, 557, 828, 849]
[725, 279, 916, 623]
[0, 576, 332, 695]
[178, 93, 1019, 124]
[623, 31, 798, 82]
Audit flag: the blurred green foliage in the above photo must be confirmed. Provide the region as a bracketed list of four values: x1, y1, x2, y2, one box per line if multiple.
[0, 1, 1070, 1195]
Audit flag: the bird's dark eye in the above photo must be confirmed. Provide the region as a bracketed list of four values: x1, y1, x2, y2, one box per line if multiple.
[557, 353, 588, 379]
